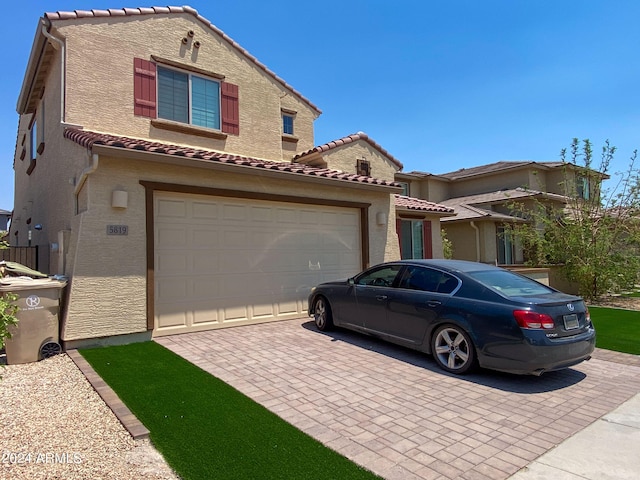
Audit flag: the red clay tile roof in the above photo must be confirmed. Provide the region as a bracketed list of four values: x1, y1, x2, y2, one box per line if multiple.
[394, 195, 454, 214]
[44, 6, 321, 115]
[293, 132, 404, 170]
[64, 128, 402, 188]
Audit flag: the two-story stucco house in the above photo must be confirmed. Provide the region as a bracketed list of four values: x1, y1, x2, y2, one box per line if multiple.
[10, 6, 453, 347]
[396, 161, 606, 267]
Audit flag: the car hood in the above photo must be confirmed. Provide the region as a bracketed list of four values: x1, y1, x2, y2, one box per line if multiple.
[316, 279, 350, 287]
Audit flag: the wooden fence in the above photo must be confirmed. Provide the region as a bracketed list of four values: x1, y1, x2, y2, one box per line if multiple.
[0, 246, 39, 271]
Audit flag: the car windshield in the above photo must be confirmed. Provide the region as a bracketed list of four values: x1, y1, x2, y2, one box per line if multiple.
[468, 270, 554, 297]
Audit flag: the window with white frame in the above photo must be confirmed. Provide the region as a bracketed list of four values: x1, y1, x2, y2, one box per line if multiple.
[400, 220, 424, 259]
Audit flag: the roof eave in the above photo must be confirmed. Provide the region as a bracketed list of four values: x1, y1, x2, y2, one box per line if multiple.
[90, 143, 401, 193]
[17, 18, 49, 114]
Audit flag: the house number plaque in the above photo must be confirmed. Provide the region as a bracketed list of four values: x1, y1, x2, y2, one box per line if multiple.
[107, 225, 129, 235]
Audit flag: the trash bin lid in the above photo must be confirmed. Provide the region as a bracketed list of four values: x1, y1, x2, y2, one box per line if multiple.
[0, 277, 67, 292]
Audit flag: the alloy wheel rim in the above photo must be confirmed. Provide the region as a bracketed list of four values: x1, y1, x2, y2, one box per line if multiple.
[434, 328, 470, 370]
[315, 300, 326, 328]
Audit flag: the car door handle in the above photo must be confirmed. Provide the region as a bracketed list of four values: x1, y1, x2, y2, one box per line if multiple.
[376, 295, 388, 301]
[426, 300, 441, 307]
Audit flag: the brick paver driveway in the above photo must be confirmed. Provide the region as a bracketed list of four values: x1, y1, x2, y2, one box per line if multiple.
[156, 318, 640, 480]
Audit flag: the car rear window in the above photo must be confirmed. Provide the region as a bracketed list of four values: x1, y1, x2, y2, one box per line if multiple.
[468, 270, 554, 297]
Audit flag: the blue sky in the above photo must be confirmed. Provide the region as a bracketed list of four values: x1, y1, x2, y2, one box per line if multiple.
[1, 1, 639, 212]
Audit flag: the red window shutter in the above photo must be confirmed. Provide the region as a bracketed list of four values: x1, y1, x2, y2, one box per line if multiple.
[396, 219, 403, 258]
[423, 220, 433, 259]
[134, 58, 157, 118]
[221, 82, 239, 135]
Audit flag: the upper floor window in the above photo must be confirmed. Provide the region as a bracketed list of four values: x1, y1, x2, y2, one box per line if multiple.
[282, 114, 294, 135]
[134, 58, 239, 135]
[30, 120, 38, 161]
[356, 158, 371, 176]
[158, 66, 221, 130]
[398, 182, 410, 196]
[576, 175, 590, 200]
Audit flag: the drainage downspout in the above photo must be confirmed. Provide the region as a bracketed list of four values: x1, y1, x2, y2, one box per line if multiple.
[40, 24, 66, 124]
[74, 154, 99, 213]
[470, 221, 480, 262]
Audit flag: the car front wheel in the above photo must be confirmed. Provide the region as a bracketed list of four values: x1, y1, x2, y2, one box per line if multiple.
[313, 297, 334, 331]
[432, 325, 477, 374]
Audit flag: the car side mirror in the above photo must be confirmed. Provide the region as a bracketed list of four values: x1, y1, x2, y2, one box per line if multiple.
[348, 277, 355, 286]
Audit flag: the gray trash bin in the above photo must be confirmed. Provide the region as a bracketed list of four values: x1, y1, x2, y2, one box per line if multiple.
[1, 277, 67, 365]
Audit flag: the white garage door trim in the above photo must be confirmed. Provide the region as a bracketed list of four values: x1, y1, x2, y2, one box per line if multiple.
[147, 185, 369, 336]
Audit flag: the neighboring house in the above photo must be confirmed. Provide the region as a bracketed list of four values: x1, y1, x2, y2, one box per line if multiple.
[292, 133, 455, 260]
[396, 161, 606, 266]
[0, 209, 10, 231]
[11, 6, 452, 347]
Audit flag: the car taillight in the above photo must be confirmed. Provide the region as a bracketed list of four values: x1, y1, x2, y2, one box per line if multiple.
[585, 307, 591, 324]
[513, 310, 555, 329]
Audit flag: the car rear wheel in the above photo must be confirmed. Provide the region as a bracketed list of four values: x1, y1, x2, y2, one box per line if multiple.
[313, 297, 334, 331]
[432, 325, 477, 374]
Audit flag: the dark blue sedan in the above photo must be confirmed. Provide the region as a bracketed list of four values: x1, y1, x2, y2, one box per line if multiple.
[308, 259, 595, 375]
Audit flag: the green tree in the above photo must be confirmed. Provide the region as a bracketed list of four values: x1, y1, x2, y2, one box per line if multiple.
[441, 229, 453, 259]
[509, 139, 640, 300]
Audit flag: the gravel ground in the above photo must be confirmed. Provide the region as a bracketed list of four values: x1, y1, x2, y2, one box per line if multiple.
[0, 353, 179, 480]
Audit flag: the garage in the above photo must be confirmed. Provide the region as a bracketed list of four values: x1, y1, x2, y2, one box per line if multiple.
[153, 191, 363, 335]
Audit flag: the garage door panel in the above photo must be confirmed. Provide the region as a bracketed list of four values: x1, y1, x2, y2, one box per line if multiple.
[154, 192, 362, 335]
[222, 230, 249, 249]
[276, 207, 299, 224]
[192, 278, 220, 298]
[157, 311, 188, 329]
[156, 253, 189, 275]
[222, 203, 247, 221]
[250, 206, 272, 222]
[223, 304, 251, 322]
[191, 254, 219, 274]
[156, 198, 188, 218]
[157, 226, 188, 247]
[252, 302, 275, 318]
[157, 277, 189, 300]
[191, 305, 219, 325]
[192, 228, 219, 247]
[192, 201, 219, 219]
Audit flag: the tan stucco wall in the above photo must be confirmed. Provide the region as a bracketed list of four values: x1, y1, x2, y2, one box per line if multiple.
[546, 169, 570, 195]
[52, 13, 317, 162]
[60, 152, 398, 341]
[449, 169, 532, 198]
[444, 221, 497, 264]
[320, 141, 399, 182]
[11, 49, 89, 272]
[425, 178, 451, 203]
[429, 217, 445, 259]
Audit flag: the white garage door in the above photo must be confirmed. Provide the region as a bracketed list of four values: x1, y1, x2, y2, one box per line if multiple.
[153, 192, 362, 335]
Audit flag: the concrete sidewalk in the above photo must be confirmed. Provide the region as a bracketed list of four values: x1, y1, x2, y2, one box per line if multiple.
[509, 393, 640, 479]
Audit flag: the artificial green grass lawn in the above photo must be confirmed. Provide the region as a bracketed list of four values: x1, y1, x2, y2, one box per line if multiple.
[589, 306, 640, 355]
[80, 342, 380, 480]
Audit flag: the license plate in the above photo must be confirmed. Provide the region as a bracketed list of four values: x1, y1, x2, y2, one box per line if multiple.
[563, 314, 579, 330]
